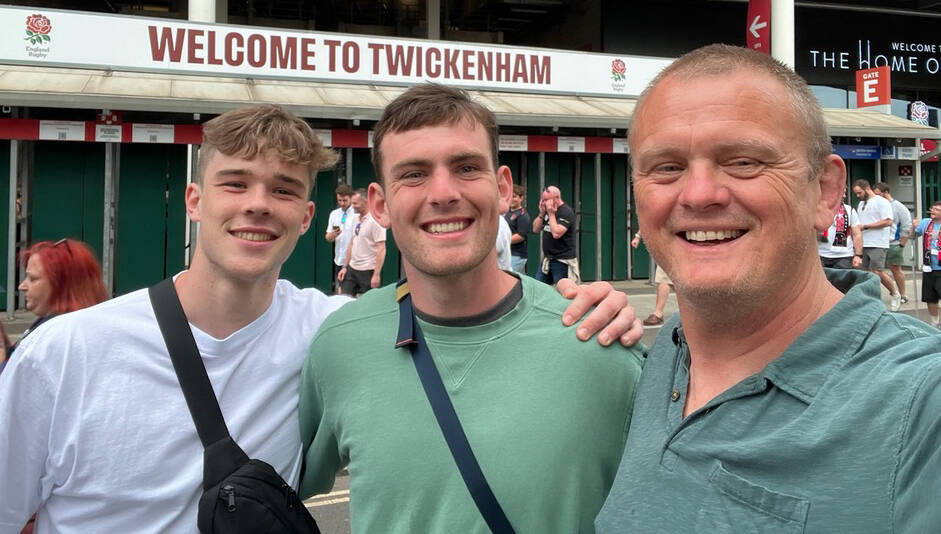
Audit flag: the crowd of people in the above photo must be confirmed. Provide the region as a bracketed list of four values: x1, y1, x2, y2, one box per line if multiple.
[1, 43, 939, 534]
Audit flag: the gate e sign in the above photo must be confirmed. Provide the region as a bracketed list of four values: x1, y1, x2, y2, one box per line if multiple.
[856, 66, 891, 113]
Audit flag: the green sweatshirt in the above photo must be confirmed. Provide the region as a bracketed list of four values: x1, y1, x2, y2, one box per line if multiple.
[299, 275, 644, 533]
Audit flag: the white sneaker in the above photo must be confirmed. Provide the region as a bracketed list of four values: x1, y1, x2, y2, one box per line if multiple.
[889, 294, 901, 312]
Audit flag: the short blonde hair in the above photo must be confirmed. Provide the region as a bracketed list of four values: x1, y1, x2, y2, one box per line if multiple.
[197, 105, 338, 191]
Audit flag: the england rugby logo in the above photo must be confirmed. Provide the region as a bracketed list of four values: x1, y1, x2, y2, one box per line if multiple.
[24, 14, 52, 45]
[611, 59, 626, 83]
[910, 101, 929, 126]
[610, 58, 626, 92]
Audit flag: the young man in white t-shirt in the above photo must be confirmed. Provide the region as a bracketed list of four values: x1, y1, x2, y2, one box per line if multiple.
[0, 105, 640, 533]
[852, 179, 901, 310]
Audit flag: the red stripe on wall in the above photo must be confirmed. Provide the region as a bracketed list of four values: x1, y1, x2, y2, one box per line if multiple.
[0, 119, 40, 140]
[527, 135, 557, 152]
[331, 129, 369, 148]
[84, 122, 96, 142]
[121, 124, 132, 143]
[174, 125, 203, 144]
[585, 137, 613, 153]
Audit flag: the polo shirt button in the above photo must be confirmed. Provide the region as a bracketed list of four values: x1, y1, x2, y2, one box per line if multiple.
[670, 390, 680, 402]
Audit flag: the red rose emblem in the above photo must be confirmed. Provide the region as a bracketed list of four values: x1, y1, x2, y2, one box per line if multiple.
[25, 14, 52, 45]
[611, 59, 626, 83]
[26, 14, 51, 34]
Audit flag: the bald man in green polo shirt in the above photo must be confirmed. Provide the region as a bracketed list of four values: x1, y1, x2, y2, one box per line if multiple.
[596, 44, 941, 533]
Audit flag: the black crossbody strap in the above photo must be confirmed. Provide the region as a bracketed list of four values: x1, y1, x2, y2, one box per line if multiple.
[148, 278, 231, 448]
[395, 281, 515, 534]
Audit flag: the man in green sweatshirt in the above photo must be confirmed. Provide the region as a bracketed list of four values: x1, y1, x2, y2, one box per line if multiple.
[299, 83, 645, 533]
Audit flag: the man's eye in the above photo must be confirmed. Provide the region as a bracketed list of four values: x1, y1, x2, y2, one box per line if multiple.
[724, 159, 762, 177]
[401, 171, 425, 181]
[221, 182, 246, 189]
[649, 163, 684, 174]
[275, 188, 299, 196]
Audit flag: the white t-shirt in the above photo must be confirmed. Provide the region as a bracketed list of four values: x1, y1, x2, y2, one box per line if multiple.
[857, 194, 893, 249]
[496, 216, 513, 270]
[818, 204, 860, 258]
[348, 214, 387, 271]
[326, 206, 359, 266]
[0, 279, 349, 534]
[888, 198, 913, 245]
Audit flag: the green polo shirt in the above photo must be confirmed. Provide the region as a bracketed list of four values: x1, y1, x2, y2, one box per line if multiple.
[596, 268, 941, 533]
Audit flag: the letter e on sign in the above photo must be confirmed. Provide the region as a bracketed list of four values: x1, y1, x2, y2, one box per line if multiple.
[855, 66, 890, 108]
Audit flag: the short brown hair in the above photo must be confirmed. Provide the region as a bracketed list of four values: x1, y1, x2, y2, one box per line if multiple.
[371, 83, 500, 184]
[196, 105, 338, 191]
[854, 179, 871, 190]
[335, 183, 353, 197]
[631, 44, 831, 179]
[872, 182, 890, 194]
[512, 184, 525, 197]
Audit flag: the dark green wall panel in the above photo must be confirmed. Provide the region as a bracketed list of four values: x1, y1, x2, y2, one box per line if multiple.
[612, 155, 628, 280]
[115, 144, 186, 295]
[579, 156, 598, 281]
[32, 142, 105, 256]
[281, 168, 338, 293]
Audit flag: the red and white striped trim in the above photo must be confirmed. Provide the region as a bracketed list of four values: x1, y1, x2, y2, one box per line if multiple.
[0, 120, 628, 153]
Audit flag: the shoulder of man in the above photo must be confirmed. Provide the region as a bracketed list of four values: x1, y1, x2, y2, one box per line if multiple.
[522, 276, 645, 360]
[309, 284, 397, 344]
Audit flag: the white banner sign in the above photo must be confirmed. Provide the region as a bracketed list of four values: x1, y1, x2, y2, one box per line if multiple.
[95, 124, 122, 142]
[613, 138, 629, 154]
[38, 120, 84, 141]
[132, 123, 174, 143]
[0, 6, 670, 98]
[557, 137, 586, 152]
[499, 135, 529, 152]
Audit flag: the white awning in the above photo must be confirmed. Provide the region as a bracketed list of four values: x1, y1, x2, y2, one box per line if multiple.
[0, 64, 938, 138]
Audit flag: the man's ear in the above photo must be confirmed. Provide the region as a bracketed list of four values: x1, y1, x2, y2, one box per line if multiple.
[814, 155, 847, 232]
[185, 182, 202, 222]
[497, 165, 513, 214]
[368, 182, 391, 228]
[299, 201, 315, 235]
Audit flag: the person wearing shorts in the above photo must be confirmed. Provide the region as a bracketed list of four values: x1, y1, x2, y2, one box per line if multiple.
[631, 232, 673, 326]
[912, 201, 941, 327]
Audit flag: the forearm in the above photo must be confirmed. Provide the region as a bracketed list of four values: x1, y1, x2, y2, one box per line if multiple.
[862, 218, 893, 230]
[373, 245, 386, 275]
[532, 216, 545, 233]
[510, 233, 525, 245]
[852, 227, 863, 254]
[548, 214, 568, 239]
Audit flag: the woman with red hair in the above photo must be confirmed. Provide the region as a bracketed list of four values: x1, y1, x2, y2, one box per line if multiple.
[9, 239, 108, 356]
[2, 238, 107, 534]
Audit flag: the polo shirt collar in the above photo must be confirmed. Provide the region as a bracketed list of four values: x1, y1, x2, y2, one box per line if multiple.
[761, 268, 885, 404]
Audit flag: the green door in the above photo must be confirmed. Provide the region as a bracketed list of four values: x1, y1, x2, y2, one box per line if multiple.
[281, 167, 339, 293]
[579, 155, 598, 281]
[31, 142, 105, 256]
[115, 144, 187, 295]
[923, 161, 941, 218]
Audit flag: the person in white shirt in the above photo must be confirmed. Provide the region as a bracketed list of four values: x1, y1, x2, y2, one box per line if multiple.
[852, 179, 901, 310]
[324, 183, 359, 293]
[338, 188, 386, 296]
[0, 105, 641, 534]
[873, 182, 913, 306]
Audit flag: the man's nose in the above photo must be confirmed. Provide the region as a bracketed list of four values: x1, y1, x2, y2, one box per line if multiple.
[428, 168, 460, 206]
[677, 163, 730, 211]
[244, 185, 272, 215]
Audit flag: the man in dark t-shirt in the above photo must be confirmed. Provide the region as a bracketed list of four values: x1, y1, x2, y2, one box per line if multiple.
[532, 186, 578, 285]
[505, 184, 532, 273]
